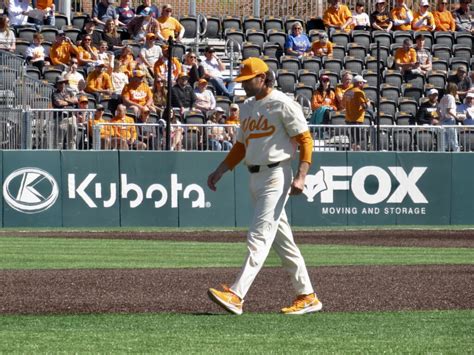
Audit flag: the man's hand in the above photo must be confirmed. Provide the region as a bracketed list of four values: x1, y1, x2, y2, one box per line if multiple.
[207, 162, 229, 192]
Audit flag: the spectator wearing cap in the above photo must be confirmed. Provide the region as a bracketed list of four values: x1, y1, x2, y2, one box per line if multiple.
[433, 0, 456, 31]
[136, 107, 159, 150]
[394, 39, 418, 77]
[171, 72, 197, 115]
[25, 32, 46, 73]
[371, 0, 393, 32]
[342, 75, 371, 150]
[110, 104, 146, 150]
[77, 35, 99, 67]
[157, 4, 185, 42]
[0, 16, 16, 53]
[206, 108, 232, 151]
[452, 0, 473, 33]
[93, 0, 119, 28]
[413, 34, 432, 76]
[139, 33, 163, 74]
[7, 0, 33, 27]
[79, 21, 103, 47]
[50, 31, 80, 67]
[448, 66, 471, 101]
[323, 0, 353, 35]
[116, 0, 136, 27]
[88, 105, 112, 149]
[310, 32, 333, 58]
[102, 19, 123, 51]
[201, 46, 235, 98]
[153, 45, 183, 83]
[335, 71, 353, 110]
[391, 0, 413, 31]
[225, 103, 240, 142]
[136, 0, 160, 19]
[183, 50, 205, 87]
[412, 0, 436, 31]
[127, 6, 161, 42]
[310, 75, 337, 124]
[85, 62, 114, 102]
[457, 92, 474, 125]
[52, 75, 78, 109]
[284, 22, 311, 57]
[415, 89, 440, 125]
[351, 3, 370, 30]
[121, 69, 155, 116]
[194, 79, 216, 114]
[73, 95, 94, 149]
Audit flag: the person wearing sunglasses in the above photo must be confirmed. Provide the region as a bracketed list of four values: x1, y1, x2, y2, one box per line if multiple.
[412, 0, 436, 31]
[157, 4, 184, 42]
[433, 0, 456, 31]
[50, 31, 80, 66]
[183, 51, 205, 87]
[390, 0, 413, 31]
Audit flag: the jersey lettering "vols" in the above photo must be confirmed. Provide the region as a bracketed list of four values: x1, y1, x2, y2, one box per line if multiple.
[236, 90, 309, 166]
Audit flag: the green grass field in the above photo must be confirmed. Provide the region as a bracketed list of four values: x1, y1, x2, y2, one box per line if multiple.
[0, 234, 472, 353]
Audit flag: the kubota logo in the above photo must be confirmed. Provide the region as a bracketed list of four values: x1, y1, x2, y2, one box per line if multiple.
[303, 166, 428, 204]
[3, 168, 59, 213]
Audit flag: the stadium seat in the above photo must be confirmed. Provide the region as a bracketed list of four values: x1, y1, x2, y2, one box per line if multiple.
[280, 56, 301, 74]
[397, 97, 418, 117]
[26, 65, 42, 80]
[344, 56, 364, 74]
[405, 72, 425, 87]
[63, 26, 81, 43]
[263, 16, 284, 32]
[380, 84, 400, 102]
[459, 129, 474, 152]
[347, 43, 367, 61]
[261, 56, 280, 73]
[330, 30, 350, 47]
[266, 29, 287, 50]
[222, 16, 242, 32]
[40, 27, 59, 43]
[276, 69, 297, 94]
[415, 129, 437, 151]
[363, 85, 379, 105]
[332, 45, 346, 61]
[242, 42, 262, 59]
[434, 31, 454, 48]
[43, 67, 63, 85]
[426, 71, 447, 91]
[298, 69, 318, 88]
[14, 39, 29, 58]
[431, 58, 449, 72]
[432, 44, 452, 62]
[225, 28, 245, 50]
[401, 84, 423, 103]
[294, 83, 313, 102]
[393, 30, 413, 44]
[454, 32, 473, 47]
[414, 30, 433, 49]
[452, 44, 472, 61]
[215, 96, 231, 114]
[204, 16, 221, 39]
[184, 110, 205, 125]
[323, 58, 342, 72]
[243, 16, 263, 31]
[71, 12, 89, 30]
[362, 69, 379, 87]
[383, 70, 403, 87]
[245, 29, 266, 46]
[372, 30, 392, 48]
[262, 42, 281, 58]
[17, 26, 36, 42]
[301, 57, 322, 73]
[378, 98, 398, 117]
[306, 17, 325, 32]
[352, 30, 371, 48]
[308, 29, 326, 42]
[365, 56, 385, 72]
[54, 13, 69, 29]
[179, 15, 199, 38]
[369, 44, 389, 67]
[449, 57, 469, 72]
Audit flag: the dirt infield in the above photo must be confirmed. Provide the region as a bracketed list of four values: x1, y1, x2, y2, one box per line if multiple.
[0, 229, 473, 315]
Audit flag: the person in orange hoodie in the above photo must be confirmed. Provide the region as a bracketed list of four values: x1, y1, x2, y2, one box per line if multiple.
[433, 0, 456, 31]
[85, 62, 114, 101]
[121, 69, 155, 116]
[50, 31, 80, 66]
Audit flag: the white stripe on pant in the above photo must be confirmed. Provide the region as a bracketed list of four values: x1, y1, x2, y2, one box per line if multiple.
[230, 160, 315, 299]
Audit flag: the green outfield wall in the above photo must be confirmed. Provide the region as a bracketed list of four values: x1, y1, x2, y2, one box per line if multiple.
[1, 151, 473, 227]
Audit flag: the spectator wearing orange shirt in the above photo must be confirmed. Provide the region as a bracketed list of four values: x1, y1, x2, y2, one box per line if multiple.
[118, 46, 137, 77]
[85, 62, 114, 101]
[390, 0, 413, 31]
[121, 69, 155, 116]
[110, 104, 146, 150]
[323, 0, 353, 35]
[310, 32, 333, 58]
[310, 75, 337, 124]
[433, 0, 456, 31]
[157, 4, 184, 42]
[50, 31, 80, 67]
[153, 45, 182, 83]
[394, 39, 417, 77]
[77, 35, 99, 67]
[35, 0, 55, 26]
[88, 104, 112, 150]
[335, 71, 353, 110]
[412, 0, 436, 31]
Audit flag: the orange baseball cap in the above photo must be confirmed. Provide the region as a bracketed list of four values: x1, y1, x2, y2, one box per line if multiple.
[234, 57, 269, 82]
[145, 33, 156, 40]
[198, 78, 208, 85]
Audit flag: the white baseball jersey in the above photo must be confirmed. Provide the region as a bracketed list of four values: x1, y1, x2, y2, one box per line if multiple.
[236, 89, 308, 166]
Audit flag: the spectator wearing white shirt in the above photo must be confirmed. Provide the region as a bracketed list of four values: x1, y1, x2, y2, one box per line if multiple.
[194, 79, 216, 114]
[201, 46, 235, 99]
[25, 32, 46, 73]
[8, 0, 33, 27]
[139, 33, 162, 75]
[0, 16, 16, 53]
[63, 58, 85, 95]
[351, 3, 370, 30]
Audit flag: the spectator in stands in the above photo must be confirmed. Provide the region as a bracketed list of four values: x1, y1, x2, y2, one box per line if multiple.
[310, 32, 333, 58]
[25, 32, 46, 73]
[116, 0, 135, 27]
[7, 0, 33, 27]
[342, 75, 371, 151]
[97, 40, 114, 68]
[452, 0, 473, 33]
[414, 88, 440, 125]
[93, 0, 118, 28]
[110, 104, 146, 150]
[50, 31, 80, 67]
[394, 39, 417, 78]
[183, 50, 205, 87]
[63, 58, 84, 95]
[323, 0, 353, 35]
[35, 0, 55, 26]
[413, 34, 432, 76]
[136, 107, 159, 150]
[225, 103, 240, 142]
[52, 75, 78, 109]
[335, 71, 353, 110]
[284, 22, 311, 57]
[79, 20, 102, 47]
[77, 35, 99, 68]
[121, 69, 155, 116]
[88, 104, 112, 149]
[139, 33, 162, 75]
[169, 110, 183, 151]
[448, 66, 471, 101]
[157, 4, 184, 42]
[74, 95, 93, 149]
[433, 0, 456, 31]
[194, 78, 216, 114]
[310, 74, 337, 124]
[412, 0, 436, 31]
[0, 16, 15, 53]
[439, 82, 460, 151]
[371, 0, 393, 32]
[136, 0, 160, 19]
[111, 60, 129, 95]
[75, 79, 95, 102]
[457, 92, 474, 124]
[391, 0, 413, 31]
[206, 108, 232, 151]
[152, 76, 167, 114]
[171, 72, 196, 115]
[127, 6, 162, 42]
[85, 62, 114, 102]
[201, 46, 234, 98]
[153, 44, 182, 83]
[102, 19, 123, 51]
[118, 45, 137, 77]
[351, 2, 370, 30]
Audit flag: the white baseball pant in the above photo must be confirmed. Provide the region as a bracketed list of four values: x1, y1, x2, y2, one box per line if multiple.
[230, 160, 315, 299]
